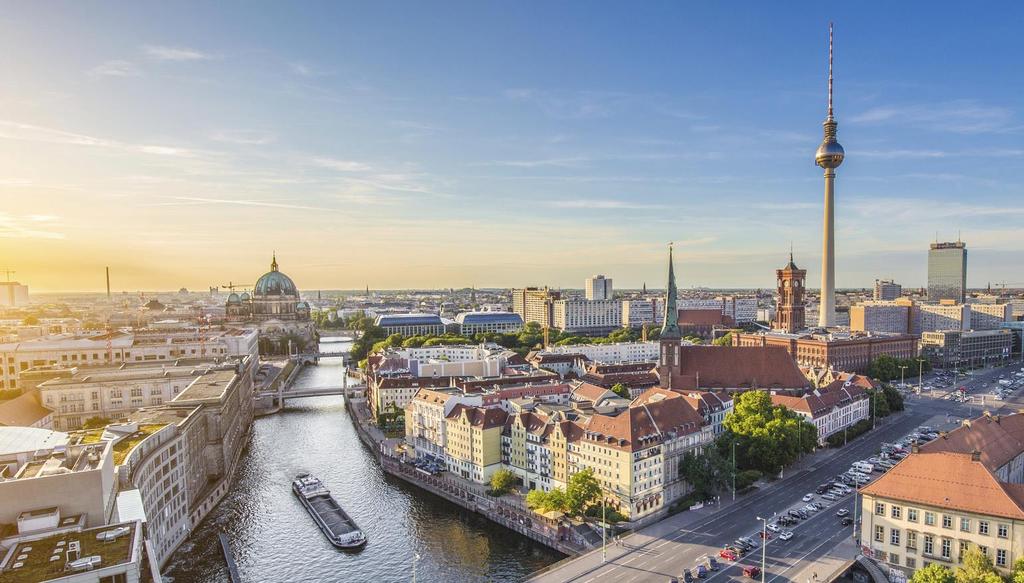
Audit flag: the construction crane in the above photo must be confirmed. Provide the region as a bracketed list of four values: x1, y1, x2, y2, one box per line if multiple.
[221, 281, 244, 292]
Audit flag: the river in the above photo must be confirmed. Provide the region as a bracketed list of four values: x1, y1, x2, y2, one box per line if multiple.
[164, 337, 562, 583]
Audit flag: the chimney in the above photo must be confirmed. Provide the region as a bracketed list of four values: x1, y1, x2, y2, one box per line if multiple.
[911, 442, 920, 454]
[971, 450, 981, 462]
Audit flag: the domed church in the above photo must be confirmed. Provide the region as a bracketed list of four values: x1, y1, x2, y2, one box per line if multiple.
[226, 254, 317, 355]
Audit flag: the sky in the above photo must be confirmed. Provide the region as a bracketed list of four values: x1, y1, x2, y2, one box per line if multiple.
[1, 2, 1022, 293]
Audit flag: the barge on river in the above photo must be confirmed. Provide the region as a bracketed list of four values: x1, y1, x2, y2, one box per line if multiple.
[292, 473, 367, 549]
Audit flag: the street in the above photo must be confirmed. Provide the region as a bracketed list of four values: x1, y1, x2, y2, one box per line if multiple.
[531, 360, 1024, 583]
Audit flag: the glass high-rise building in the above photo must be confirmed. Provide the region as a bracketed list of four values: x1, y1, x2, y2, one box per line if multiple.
[927, 241, 967, 303]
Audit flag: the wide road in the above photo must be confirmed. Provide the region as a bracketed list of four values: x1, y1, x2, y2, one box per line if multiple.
[534, 361, 1024, 583]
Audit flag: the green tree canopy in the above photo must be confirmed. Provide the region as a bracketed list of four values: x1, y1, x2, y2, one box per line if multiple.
[565, 468, 602, 516]
[82, 416, 112, 430]
[610, 383, 631, 399]
[489, 469, 517, 495]
[911, 563, 955, 583]
[722, 391, 817, 473]
[954, 548, 1003, 583]
[712, 332, 733, 347]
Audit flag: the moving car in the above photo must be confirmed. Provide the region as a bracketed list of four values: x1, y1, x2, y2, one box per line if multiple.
[841, 517, 854, 526]
[836, 508, 850, 517]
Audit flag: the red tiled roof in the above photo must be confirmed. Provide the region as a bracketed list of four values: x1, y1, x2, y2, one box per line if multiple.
[920, 412, 1024, 473]
[583, 388, 704, 451]
[860, 451, 1024, 520]
[660, 346, 809, 391]
[446, 404, 508, 429]
[571, 382, 616, 403]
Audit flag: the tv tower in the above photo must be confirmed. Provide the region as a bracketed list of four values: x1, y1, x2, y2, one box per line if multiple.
[815, 23, 844, 328]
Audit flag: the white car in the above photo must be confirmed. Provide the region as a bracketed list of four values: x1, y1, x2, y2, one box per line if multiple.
[802, 494, 814, 502]
[779, 531, 794, 541]
[836, 508, 850, 517]
[766, 523, 780, 533]
[804, 504, 818, 513]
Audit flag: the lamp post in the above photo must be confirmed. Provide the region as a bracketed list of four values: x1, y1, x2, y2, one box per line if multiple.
[899, 365, 907, 390]
[602, 496, 606, 562]
[916, 358, 925, 395]
[732, 441, 737, 501]
[756, 515, 772, 583]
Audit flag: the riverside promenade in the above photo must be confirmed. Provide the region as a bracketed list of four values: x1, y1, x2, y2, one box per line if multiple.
[344, 395, 586, 556]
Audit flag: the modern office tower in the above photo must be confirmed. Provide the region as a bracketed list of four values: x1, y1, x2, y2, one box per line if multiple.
[511, 287, 560, 328]
[928, 241, 968, 303]
[774, 253, 807, 333]
[873, 279, 902, 301]
[815, 23, 844, 327]
[585, 275, 613, 300]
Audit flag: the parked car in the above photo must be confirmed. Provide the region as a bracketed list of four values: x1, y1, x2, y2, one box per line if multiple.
[744, 566, 762, 579]
[758, 531, 772, 540]
[779, 531, 794, 541]
[720, 548, 739, 561]
[822, 493, 837, 501]
[695, 564, 709, 578]
[683, 570, 694, 583]
[766, 523, 780, 533]
[841, 517, 854, 526]
[788, 510, 802, 520]
[705, 557, 721, 571]
[802, 493, 814, 502]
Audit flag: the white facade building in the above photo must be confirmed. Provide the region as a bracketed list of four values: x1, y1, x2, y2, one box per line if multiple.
[585, 275, 613, 301]
[543, 341, 659, 363]
[552, 299, 622, 333]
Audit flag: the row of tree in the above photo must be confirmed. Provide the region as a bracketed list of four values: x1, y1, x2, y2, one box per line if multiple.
[911, 548, 1024, 583]
[868, 354, 932, 383]
[524, 468, 603, 517]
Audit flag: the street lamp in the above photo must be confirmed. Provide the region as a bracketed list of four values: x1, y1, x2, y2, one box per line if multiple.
[916, 358, 925, 395]
[899, 365, 907, 390]
[756, 515, 773, 583]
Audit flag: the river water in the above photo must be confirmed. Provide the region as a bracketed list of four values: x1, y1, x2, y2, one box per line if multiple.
[164, 338, 561, 583]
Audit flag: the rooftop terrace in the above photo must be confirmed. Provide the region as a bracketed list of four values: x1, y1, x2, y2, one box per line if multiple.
[0, 521, 136, 583]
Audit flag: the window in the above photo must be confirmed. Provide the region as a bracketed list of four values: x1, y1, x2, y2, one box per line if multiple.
[892, 505, 902, 519]
[996, 549, 1007, 567]
[942, 515, 953, 529]
[960, 517, 971, 532]
[891, 528, 901, 546]
[924, 535, 934, 556]
[875, 525, 885, 543]
[998, 524, 1008, 539]
[941, 539, 951, 559]
[906, 557, 916, 569]
[908, 508, 919, 523]
[978, 546, 988, 558]
[889, 552, 900, 564]
[875, 502, 886, 516]
[907, 531, 917, 550]
[959, 540, 969, 561]
[925, 512, 936, 526]
[979, 521, 989, 535]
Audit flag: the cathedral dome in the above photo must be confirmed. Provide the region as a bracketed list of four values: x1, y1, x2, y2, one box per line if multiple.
[253, 254, 298, 297]
[240, 292, 251, 301]
[227, 292, 241, 304]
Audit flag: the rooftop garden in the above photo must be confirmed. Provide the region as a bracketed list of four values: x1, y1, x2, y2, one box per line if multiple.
[112, 424, 167, 466]
[0, 523, 135, 583]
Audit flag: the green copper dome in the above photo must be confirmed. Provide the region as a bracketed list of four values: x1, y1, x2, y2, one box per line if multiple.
[254, 254, 298, 296]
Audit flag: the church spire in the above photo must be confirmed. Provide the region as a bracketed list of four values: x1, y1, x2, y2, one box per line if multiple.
[271, 251, 278, 272]
[661, 243, 681, 339]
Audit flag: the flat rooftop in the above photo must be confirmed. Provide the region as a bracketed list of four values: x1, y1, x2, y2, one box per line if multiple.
[0, 521, 136, 583]
[174, 368, 238, 402]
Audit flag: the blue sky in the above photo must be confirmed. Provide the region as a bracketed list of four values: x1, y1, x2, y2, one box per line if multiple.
[1, 2, 1021, 292]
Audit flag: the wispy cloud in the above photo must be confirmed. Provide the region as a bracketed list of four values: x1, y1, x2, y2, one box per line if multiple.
[313, 157, 373, 172]
[209, 130, 276, 145]
[545, 199, 667, 210]
[850, 100, 1017, 134]
[89, 60, 140, 77]
[486, 156, 590, 168]
[0, 213, 65, 239]
[0, 120, 201, 159]
[144, 45, 213, 61]
[157, 196, 330, 211]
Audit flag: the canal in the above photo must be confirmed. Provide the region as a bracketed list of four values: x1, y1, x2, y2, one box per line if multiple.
[164, 337, 562, 583]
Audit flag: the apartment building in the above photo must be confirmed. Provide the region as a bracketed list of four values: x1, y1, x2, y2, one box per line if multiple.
[585, 275, 613, 301]
[404, 388, 482, 461]
[511, 287, 561, 328]
[541, 341, 659, 364]
[860, 413, 1024, 577]
[552, 299, 622, 333]
[680, 297, 757, 324]
[771, 380, 869, 445]
[971, 303, 1013, 330]
[677, 391, 733, 436]
[874, 280, 903, 301]
[444, 405, 508, 483]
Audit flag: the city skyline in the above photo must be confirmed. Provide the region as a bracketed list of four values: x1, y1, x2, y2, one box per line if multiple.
[2, 3, 1022, 292]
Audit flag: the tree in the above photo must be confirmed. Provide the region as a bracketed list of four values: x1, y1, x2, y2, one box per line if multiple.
[712, 332, 733, 347]
[911, 563, 954, 583]
[868, 388, 891, 419]
[1011, 557, 1024, 583]
[954, 548, 1003, 583]
[679, 445, 733, 497]
[526, 487, 569, 513]
[610, 383, 630, 399]
[22, 315, 39, 325]
[722, 391, 817, 473]
[489, 469, 517, 495]
[565, 468, 602, 516]
[82, 416, 112, 430]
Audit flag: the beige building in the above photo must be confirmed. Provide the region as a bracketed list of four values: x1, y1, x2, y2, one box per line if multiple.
[850, 301, 912, 334]
[511, 287, 560, 328]
[444, 405, 508, 483]
[552, 299, 622, 333]
[405, 388, 482, 460]
[970, 303, 1012, 330]
[860, 413, 1024, 576]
